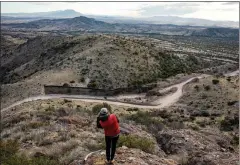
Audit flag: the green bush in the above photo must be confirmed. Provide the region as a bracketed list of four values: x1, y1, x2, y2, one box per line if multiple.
[117, 135, 155, 153]
[92, 102, 112, 115]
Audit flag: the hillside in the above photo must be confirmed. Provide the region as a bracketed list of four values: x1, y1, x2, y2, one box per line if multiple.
[1, 74, 238, 165]
[2, 34, 218, 108]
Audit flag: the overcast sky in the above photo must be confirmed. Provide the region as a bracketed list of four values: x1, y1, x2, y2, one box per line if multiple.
[1, 2, 239, 21]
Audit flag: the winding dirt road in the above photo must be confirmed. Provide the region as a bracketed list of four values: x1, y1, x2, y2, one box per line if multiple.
[1, 70, 238, 112]
[1, 76, 206, 112]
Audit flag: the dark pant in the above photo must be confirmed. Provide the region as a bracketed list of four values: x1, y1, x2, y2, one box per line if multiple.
[105, 135, 119, 161]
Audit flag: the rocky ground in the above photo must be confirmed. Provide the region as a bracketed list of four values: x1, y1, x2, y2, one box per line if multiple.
[1, 74, 238, 165]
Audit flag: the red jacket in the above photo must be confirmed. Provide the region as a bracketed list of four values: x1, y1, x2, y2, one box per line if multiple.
[99, 114, 120, 136]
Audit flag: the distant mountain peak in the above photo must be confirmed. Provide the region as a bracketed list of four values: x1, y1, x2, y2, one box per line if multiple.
[2, 9, 82, 18]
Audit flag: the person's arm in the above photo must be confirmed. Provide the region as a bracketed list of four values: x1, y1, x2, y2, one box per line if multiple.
[97, 117, 103, 128]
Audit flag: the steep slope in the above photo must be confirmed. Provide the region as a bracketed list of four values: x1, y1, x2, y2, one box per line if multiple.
[1, 33, 227, 108]
[1, 34, 205, 87]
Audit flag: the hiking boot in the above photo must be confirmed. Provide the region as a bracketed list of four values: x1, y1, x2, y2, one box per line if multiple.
[109, 160, 115, 164]
[105, 160, 110, 165]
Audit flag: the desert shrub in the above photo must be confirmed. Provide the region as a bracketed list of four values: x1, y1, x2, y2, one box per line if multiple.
[126, 107, 139, 112]
[81, 68, 89, 75]
[212, 79, 219, 84]
[26, 121, 48, 129]
[69, 80, 75, 83]
[204, 85, 211, 91]
[45, 106, 55, 112]
[196, 120, 206, 127]
[31, 156, 59, 165]
[88, 59, 92, 64]
[220, 116, 239, 131]
[92, 103, 112, 115]
[117, 135, 155, 153]
[63, 99, 72, 103]
[0, 140, 59, 165]
[230, 135, 239, 146]
[146, 90, 159, 96]
[227, 101, 238, 106]
[85, 141, 105, 151]
[194, 85, 199, 91]
[200, 110, 210, 117]
[153, 110, 171, 119]
[80, 77, 85, 82]
[133, 51, 138, 55]
[62, 83, 70, 87]
[189, 115, 196, 121]
[191, 110, 209, 117]
[126, 111, 164, 132]
[210, 116, 215, 120]
[191, 78, 199, 83]
[0, 140, 19, 158]
[168, 121, 185, 130]
[210, 110, 221, 117]
[226, 77, 231, 82]
[189, 124, 200, 131]
[87, 80, 98, 88]
[201, 94, 207, 99]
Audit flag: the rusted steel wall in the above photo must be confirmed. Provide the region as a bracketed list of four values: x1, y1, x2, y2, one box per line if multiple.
[44, 85, 154, 96]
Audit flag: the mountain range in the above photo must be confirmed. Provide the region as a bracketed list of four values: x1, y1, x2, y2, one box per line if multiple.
[1, 9, 239, 28]
[1, 16, 238, 38]
[2, 9, 82, 18]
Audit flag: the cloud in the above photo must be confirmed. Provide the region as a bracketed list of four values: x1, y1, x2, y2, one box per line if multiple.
[223, 2, 239, 5]
[139, 3, 201, 16]
[28, 2, 53, 6]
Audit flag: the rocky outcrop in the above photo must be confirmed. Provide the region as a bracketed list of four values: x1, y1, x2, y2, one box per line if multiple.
[156, 129, 238, 165]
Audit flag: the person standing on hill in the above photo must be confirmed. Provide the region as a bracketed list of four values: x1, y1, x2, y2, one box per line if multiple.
[97, 108, 120, 165]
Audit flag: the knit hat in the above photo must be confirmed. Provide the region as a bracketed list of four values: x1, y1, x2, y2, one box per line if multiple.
[98, 108, 109, 117]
